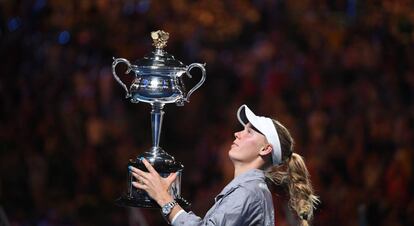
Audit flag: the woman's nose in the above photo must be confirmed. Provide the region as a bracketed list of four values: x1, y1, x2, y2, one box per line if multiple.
[234, 131, 241, 139]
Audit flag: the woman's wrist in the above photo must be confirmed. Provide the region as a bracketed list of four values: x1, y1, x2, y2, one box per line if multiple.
[157, 192, 175, 207]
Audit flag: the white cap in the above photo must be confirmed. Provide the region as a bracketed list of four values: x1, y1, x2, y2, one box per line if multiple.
[237, 105, 282, 165]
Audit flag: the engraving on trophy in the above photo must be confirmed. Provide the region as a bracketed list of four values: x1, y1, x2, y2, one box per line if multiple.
[111, 30, 206, 208]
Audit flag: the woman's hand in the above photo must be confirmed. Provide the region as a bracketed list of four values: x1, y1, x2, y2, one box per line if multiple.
[129, 158, 177, 206]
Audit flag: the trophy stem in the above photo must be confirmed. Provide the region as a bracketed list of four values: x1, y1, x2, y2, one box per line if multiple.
[151, 103, 165, 151]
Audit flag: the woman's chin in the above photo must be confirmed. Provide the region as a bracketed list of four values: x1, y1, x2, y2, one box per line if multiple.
[228, 149, 239, 160]
[228, 149, 234, 158]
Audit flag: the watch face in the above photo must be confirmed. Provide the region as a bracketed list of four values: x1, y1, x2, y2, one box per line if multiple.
[162, 205, 170, 215]
[161, 201, 177, 216]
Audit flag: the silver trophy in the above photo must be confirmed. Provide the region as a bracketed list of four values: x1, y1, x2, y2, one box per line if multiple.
[112, 30, 206, 208]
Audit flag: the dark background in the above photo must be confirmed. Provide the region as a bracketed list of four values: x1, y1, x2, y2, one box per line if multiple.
[1, 0, 413, 225]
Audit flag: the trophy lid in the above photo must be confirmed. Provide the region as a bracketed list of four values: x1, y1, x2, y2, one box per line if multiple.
[135, 30, 186, 68]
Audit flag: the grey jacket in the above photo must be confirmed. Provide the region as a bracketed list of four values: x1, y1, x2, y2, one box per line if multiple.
[172, 169, 275, 226]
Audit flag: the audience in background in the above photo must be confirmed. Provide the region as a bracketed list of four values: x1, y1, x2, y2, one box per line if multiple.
[1, 1, 413, 225]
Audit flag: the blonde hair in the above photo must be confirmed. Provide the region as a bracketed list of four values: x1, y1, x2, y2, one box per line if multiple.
[266, 120, 319, 226]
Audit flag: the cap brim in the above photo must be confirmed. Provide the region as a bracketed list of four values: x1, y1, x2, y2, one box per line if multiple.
[237, 105, 249, 125]
[237, 105, 261, 131]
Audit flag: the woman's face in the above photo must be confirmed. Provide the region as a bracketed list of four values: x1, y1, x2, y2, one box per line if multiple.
[229, 123, 268, 164]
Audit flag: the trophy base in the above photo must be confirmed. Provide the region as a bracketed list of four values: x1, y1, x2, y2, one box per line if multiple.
[115, 194, 191, 210]
[116, 149, 189, 209]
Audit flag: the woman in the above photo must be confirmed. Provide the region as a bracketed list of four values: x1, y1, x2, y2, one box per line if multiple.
[129, 105, 319, 226]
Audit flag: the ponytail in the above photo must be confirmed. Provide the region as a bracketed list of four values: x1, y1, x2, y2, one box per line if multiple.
[266, 153, 319, 225]
[265, 120, 319, 225]
[286, 153, 319, 225]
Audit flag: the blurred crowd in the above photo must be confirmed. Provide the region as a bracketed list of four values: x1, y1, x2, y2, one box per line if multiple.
[1, 0, 414, 225]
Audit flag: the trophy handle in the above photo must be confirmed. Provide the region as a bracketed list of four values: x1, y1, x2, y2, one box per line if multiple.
[185, 63, 206, 101]
[112, 57, 133, 98]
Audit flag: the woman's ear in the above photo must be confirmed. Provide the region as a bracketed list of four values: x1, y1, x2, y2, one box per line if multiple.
[259, 144, 273, 157]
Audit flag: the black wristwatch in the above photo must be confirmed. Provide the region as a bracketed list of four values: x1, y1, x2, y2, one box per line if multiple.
[161, 200, 178, 218]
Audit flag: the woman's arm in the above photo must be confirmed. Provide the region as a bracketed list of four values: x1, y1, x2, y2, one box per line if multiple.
[172, 186, 263, 226]
[130, 159, 262, 225]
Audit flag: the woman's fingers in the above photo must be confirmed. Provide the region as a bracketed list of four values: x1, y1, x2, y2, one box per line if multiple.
[131, 171, 139, 179]
[131, 172, 147, 184]
[132, 181, 147, 190]
[129, 166, 149, 179]
[131, 172, 152, 195]
[129, 161, 160, 186]
[166, 172, 178, 185]
[129, 159, 158, 177]
[130, 160, 179, 189]
[142, 159, 158, 175]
